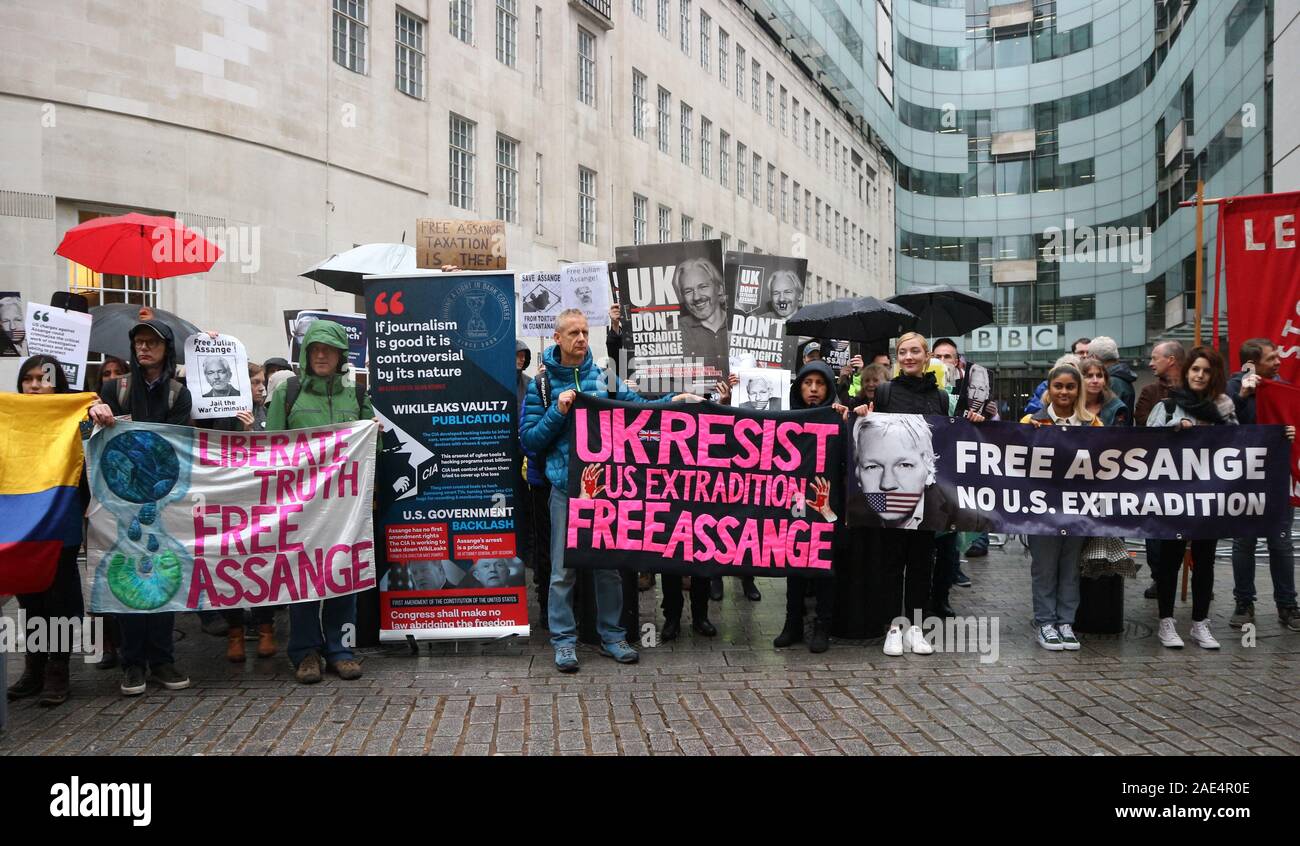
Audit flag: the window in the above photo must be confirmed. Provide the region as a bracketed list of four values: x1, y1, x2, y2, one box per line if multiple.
[632, 69, 647, 139]
[533, 6, 542, 88]
[766, 164, 775, 213]
[579, 166, 597, 245]
[751, 60, 761, 113]
[721, 232, 732, 251]
[633, 0, 644, 18]
[577, 27, 595, 106]
[679, 102, 692, 166]
[719, 29, 729, 87]
[804, 190, 811, 234]
[700, 116, 712, 177]
[657, 87, 671, 154]
[633, 194, 647, 245]
[395, 8, 424, 97]
[68, 211, 159, 311]
[700, 11, 711, 71]
[657, 0, 668, 37]
[815, 199, 822, 242]
[534, 153, 543, 234]
[737, 239, 747, 253]
[779, 87, 788, 134]
[495, 134, 518, 223]
[791, 97, 800, 147]
[679, 0, 690, 55]
[719, 131, 730, 188]
[494, 0, 517, 67]
[736, 142, 747, 196]
[792, 179, 800, 227]
[735, 45, 745, 100]
[658, 205, 671, 242]
[803, 109, 811, 156]
[701, 223, 712, 240]
[332, 0, 367, 73]
[766, 75, 775, 125]
[449, 114, 476, 209]
[814, 119, 821, 166]
[752, 153, 760, 205]
[680, 214, 693, 241]
[449, 0, 473, 44]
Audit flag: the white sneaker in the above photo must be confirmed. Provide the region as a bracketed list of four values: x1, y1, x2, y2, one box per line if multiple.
[1189, 620, 1220, 649]
[904, 625, 933, 655]
[883, 625, 904, 656]
[1158, 617, 1184, 648]
[1056, 623, 1081, 651]
[1037, 624, 1064, 651]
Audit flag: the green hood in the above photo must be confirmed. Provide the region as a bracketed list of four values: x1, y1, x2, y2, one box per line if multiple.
[298, 319, 351, 384]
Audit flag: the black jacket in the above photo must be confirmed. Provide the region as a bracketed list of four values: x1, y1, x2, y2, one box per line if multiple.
[872, 372, 948, 416]
[788, 360, 839, 410]
[96, 319, 192, 425]
[1108, 362, 1137, 414]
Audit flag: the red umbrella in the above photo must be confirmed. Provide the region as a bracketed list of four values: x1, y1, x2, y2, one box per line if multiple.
[55, 212, 222, 279]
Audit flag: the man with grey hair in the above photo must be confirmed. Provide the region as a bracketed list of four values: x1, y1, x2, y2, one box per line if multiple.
[1135, 340, 1186, 598]
[1088, 335, 1136, 415]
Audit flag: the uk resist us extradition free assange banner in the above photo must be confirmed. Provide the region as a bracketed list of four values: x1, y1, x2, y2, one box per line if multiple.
[562, 395, 844, 578]
[846, 414, 1291, 540]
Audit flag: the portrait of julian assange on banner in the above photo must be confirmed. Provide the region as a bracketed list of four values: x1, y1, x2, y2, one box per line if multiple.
[563, 395, 844, 579]
[365, 271, 527, 641]
[846, 414, 1291, 540]
[615, 239, 727, 395]
[725, 252, 807, 372]
[184, 332, 252, 420]
[86, 419, 378, 614]
[1221, 190, 1300, 378]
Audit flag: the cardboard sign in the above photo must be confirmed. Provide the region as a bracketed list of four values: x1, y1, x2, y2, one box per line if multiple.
[416, 219, 507, 270]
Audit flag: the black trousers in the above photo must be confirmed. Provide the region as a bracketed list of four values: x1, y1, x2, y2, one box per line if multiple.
[785, 575, 834, 625]
[1157, 538, 1215, 621]
[520, 480, 552, 609]
[17, 546, 85, 654]
[662, 574, 710, 622]
[931, 532, 958, 608]
[880, 528, 936, 622]
[223, 606, 275, 627]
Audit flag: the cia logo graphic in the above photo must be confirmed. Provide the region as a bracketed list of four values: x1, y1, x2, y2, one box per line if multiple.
[440, 279, 511, 351]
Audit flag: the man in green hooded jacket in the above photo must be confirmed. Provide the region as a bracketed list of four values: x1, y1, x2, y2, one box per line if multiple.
[265, 319, 373, 684]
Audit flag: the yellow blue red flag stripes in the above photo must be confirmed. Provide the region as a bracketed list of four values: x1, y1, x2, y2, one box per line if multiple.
[0, 392, 95, 594]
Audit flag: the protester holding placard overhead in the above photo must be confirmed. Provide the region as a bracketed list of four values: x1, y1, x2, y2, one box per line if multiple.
[87, 317, 194, 696]
[1145, 347, 1237, 650]
[265, 318, 373, 683]
[1020, 363, 1101, 651]
[521, 309, 696, 673]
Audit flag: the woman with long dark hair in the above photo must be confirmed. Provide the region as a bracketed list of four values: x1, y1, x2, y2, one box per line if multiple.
[7, 356, 88, 707]
[1145, 346, 1234, 649]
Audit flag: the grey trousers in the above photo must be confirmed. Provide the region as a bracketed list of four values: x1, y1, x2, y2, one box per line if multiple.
[1029, 534, 1085, 627]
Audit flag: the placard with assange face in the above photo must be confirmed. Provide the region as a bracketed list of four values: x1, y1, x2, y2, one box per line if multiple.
[0, 292, 24, 355]
[183, 332, 252, 420]
[560, 261, 610, 328]
[732, 367, 791, 411]
[724, 253, 807, 371]
[849, 412, 936, 530]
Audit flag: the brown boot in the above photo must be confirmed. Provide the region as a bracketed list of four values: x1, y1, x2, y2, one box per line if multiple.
[226, 626, 246, 663]
[38, 653, 70, 707]
[256, 623, 276, 658]
[6, 652, 46, 700]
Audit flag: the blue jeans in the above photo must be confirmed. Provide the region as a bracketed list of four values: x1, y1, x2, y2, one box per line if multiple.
[118, 612, 175, 669]
[1028, 535, 1084, 627]
[1232, 506, 1297, 608]
[548, 488, 626, 649]
[288, 594, 357, 667]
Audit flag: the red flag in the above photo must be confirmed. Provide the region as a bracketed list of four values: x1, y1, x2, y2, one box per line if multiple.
[1256, 379, 1300, 506]
[1222, 191, 1300, 377]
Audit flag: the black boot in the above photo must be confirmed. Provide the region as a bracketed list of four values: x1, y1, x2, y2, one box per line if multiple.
[662, 617, 682, 641]
[809, 621, 830, 654]
[773, 617, 804, 648]
[7, 651, 46, 700]
[38, 653, 70, 707]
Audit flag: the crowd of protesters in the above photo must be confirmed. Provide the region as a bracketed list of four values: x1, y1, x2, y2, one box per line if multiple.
[6, 306, 1300, 706]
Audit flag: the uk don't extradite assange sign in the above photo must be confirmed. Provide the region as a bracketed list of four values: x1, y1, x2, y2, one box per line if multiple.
[563, 396, 844, 577]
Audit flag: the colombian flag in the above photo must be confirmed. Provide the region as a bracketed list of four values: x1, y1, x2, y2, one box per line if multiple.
[0, 392, 95, 594]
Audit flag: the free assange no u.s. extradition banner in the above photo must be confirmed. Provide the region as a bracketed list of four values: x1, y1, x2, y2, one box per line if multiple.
[87, 419, 377, 613]
[846, 414, 1290, 540]
[564, 395, 844, 578]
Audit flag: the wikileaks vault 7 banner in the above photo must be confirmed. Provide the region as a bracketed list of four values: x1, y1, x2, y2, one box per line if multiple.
[563, 395, 844, 578]
[366, 272, 527, 641]
[846, 414, 1291, 540]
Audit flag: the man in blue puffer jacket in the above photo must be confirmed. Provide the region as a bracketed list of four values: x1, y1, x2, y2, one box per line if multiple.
[521, 309, 694, 673]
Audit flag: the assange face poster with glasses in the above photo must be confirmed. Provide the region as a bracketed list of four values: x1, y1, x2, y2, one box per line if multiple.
[183, 333, 252, 420]
[364, 271, 528, 641]
[725, 252, 807, 372]
[614, 240, 726, 396]
[846, 414, 1291, 539]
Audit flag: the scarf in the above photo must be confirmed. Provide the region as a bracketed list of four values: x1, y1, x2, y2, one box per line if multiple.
[1165, 387, 1226, 424]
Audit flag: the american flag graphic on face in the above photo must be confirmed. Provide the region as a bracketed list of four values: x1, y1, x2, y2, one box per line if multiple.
[866, 492, 923, 514]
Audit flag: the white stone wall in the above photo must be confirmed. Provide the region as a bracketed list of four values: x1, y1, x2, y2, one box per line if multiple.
[0, 0, 894, 365]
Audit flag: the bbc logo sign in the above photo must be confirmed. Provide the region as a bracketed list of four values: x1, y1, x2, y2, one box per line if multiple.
[966, 325, 1060, 353]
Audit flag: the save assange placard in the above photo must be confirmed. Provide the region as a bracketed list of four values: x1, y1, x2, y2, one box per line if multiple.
[846, 414, 1291, 540]
[563, 395, 843, 578]
[87, 419, 377, 613]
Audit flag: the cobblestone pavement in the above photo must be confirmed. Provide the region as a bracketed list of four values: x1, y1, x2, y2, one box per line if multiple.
[3, 544, 1298, 756]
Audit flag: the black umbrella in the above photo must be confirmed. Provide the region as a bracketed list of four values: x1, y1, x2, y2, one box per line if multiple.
[89, 304, 201, 362]
[888, 284, 993, 338]
[784, 296, 917, 344]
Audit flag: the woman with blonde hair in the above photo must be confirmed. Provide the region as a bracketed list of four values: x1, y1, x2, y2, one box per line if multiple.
[1079, 357, 1131, 427]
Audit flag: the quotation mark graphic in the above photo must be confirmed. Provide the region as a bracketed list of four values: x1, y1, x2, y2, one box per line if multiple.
[374, 292, 405, 316]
